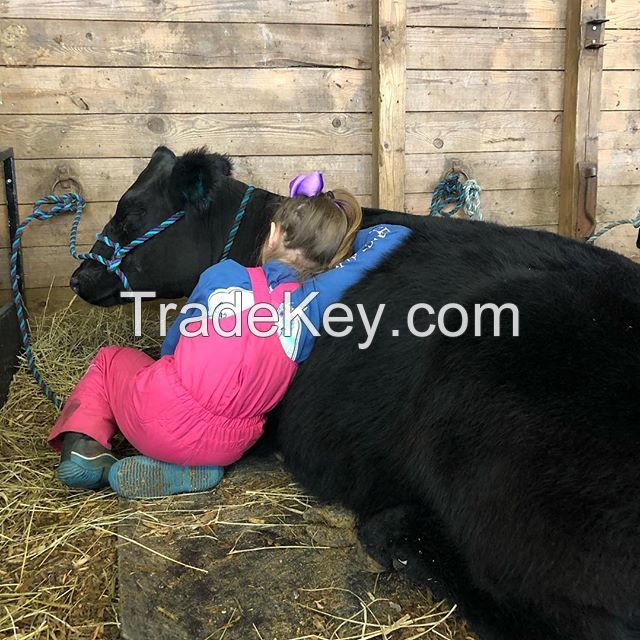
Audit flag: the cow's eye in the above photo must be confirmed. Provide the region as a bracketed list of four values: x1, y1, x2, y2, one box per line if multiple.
[121, 220, 138, 236]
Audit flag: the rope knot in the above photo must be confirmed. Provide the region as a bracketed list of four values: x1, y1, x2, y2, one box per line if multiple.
[105, 257, 123, 273]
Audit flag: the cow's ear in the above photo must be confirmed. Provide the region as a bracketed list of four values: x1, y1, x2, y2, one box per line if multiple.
[169, 147, 233, 214]
[152, 145, 176, 161]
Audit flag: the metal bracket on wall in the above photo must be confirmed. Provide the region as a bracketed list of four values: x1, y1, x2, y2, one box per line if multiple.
[585, 18, 608, 50]
[0, 147, 22, 406]
[1, 147, 25, 301]
[576, 162, 598, 241]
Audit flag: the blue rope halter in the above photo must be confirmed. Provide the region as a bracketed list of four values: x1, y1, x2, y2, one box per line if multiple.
[10, 185, 255, 408]
[71, 201, 186, 291]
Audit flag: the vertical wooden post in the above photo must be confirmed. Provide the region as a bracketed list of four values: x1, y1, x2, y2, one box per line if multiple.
[372, 0, 406, 211]
[559, 0, 607, 238]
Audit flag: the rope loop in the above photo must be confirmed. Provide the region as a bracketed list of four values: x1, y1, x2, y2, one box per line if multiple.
[9, 192, 87, 409]
[430, 171, 483, 221]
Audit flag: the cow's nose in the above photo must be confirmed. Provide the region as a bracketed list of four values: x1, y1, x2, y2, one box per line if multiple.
[69, 274, 81, 294]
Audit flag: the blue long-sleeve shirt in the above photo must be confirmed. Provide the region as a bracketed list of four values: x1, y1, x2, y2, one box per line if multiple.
[161, 224, 411, 363]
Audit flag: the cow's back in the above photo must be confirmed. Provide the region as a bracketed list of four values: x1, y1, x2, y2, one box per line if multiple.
[274, 218, 640, 630]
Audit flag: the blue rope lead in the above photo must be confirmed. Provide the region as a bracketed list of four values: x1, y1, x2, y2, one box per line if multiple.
[10, 186, 255, 409]
[430, 172, 483, 221]
[221, 186, 254, 260]
[10, 194, 88, 408]
[587, 210, 640, 244]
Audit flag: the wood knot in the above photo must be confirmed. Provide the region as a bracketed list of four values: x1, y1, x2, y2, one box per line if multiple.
[147, 117, 166, 134]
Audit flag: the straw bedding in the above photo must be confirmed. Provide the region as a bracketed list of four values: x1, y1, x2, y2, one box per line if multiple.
[0, 303, 470, 640]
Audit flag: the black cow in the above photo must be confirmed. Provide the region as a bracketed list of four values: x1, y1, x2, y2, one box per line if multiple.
[71, 147, 640, 640]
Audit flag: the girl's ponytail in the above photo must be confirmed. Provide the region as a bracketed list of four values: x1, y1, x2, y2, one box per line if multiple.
[327, 189, 363, 267]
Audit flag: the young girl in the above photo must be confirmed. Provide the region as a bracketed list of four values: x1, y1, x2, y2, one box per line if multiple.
[48, 173, 410, 498]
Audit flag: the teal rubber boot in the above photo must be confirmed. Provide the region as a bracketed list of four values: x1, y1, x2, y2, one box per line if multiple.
[108, 456, 224, 498]
[57, 432, 117, 490]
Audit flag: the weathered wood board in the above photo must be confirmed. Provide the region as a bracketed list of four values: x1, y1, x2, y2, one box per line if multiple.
[405, 189, 560, 226]
[405, 151, 560, 192]
[0, 20, 370, 68]
[1, 0, 372, 24]
[372, 0, 406, 210]
[596, 0, 640, 259]
[406, 112, 563, 154]
[605, 30, 640, 69]
[0, 156, 372, 207]
[407, 27, 566, 70]
[0, 68, 371, 115]
[407, 0, 566, 27]
[0, 114, 372, 159]
[407, 71, 564, 111]
[0, 244, 92, 290]
[602, 71, 640, 111]
[607, 0, 640, 28]
[3, 109, 634, 163]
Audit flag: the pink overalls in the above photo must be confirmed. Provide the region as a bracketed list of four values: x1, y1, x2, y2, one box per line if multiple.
[48, 268, 299, 466]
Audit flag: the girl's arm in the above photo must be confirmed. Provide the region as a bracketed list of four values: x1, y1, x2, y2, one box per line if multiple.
[300, 224, 411, 313]
[161, 260, 252, 357]
[283, 224, 411, 363]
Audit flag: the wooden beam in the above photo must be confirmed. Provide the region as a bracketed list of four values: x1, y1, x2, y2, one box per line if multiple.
[559, 0, 607, 239]
[0, 113, 372, 160]
[372, 0, 406, 211]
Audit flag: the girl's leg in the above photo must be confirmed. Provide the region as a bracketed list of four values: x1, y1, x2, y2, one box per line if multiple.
[50, 345, 223, 497]
[49, 346, 155, 489]
[49, 345, 155, 450]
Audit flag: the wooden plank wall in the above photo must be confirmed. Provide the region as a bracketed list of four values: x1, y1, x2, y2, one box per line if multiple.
[596, 0, 640, 259]
[1, 0, 639, 308]
[403, 0, 566, 229]
[0, 1, 372, 307]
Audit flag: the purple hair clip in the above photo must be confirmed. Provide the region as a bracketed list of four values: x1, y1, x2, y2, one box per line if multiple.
[288, 172, 345, 210]
[289, 172, 324, 198]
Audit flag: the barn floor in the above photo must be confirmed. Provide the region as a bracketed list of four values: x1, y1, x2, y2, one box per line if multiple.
[117, 455, 473, 640]
[0, 304, 474, 640]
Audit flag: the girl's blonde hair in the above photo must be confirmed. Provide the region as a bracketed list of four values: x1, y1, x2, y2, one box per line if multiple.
[261, 189, 363, 279]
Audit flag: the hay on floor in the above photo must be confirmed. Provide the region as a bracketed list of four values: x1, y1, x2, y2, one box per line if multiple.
[0, 302, 160, 639]
[1, 301, 470, 640]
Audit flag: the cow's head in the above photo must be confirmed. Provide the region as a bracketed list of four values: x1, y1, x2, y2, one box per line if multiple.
[70, 146, 278, 306]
